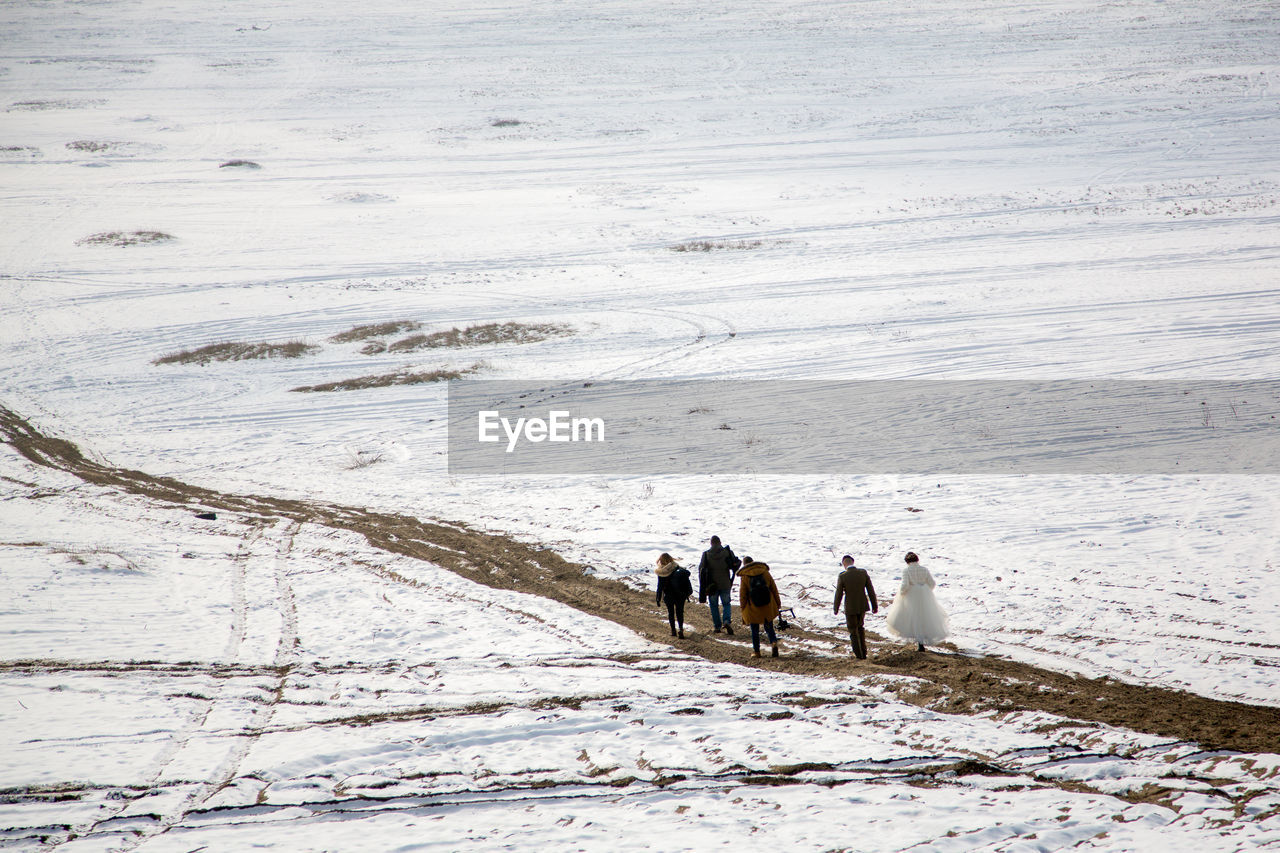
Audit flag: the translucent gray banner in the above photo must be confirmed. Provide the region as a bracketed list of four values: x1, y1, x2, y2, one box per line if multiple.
[447, 380, 1280, 475]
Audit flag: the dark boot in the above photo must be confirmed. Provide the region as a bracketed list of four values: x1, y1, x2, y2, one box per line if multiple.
[771, 643, 779, 658]
[726, 624, 734, 636]
[678, 627, 685, 639]
[917, 642, 925, 652]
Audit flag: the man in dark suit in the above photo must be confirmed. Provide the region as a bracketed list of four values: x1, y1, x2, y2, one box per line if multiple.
[833, 555, 877, 659]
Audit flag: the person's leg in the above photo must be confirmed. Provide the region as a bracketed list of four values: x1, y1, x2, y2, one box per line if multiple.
[750, 623, 761, 655]
[666, 602, 677, 635]
[676, 600, 685, 638]
[844, 612, 858, 655]
[718, 590, 734, 634]
[764, 619, 778, 656]
[708, 594, 722, 632]
[853, 613, 867, 659]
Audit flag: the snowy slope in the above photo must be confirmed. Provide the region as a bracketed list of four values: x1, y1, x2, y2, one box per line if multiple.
[3, 0, 1279, 849]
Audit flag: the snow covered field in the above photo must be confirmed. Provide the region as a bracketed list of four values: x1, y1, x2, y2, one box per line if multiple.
[3, 0, 1279, 849]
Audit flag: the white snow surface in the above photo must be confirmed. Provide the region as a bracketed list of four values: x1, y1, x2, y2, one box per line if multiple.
[2, 0, 1279, 849]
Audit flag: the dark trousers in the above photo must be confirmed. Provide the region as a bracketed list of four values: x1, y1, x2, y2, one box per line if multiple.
[845, 611, 868, 659]
[749, 621, 777, 652]
[666, 599, 685, 632]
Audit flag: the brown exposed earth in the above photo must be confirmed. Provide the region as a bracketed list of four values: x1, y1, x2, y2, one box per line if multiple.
[3, 403, 1276, 756]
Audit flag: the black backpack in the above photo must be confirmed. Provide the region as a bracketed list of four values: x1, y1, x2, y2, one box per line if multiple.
[748, 573, 771, 607]
[671, 568, 693, 601]
[724, 547, 742, 574]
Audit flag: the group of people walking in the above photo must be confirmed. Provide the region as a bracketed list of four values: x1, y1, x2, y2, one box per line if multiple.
[655, 536, 949, 660]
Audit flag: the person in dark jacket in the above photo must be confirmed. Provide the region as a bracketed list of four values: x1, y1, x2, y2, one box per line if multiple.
[738, 557, 782, 658]
[655, 553, 692, 638]
[698, 535, 740, 635]
[833, 554, 878, 659]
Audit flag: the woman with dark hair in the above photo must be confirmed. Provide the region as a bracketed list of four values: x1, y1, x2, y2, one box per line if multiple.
[655, 553, 692, 638]
[884, 552, 949, 651]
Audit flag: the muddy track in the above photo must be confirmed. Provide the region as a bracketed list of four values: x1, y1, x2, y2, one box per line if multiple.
[3, 404, 1277, 755]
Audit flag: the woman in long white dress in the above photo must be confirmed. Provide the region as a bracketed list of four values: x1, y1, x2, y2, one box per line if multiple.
[884, 551, 949, 651]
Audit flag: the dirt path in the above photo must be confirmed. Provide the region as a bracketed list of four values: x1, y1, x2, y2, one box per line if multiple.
[3, 403, 1276, 755]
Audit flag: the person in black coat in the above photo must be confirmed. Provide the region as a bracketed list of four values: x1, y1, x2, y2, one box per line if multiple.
[697, 535, 740, 635]
[656, 552, 693, 638]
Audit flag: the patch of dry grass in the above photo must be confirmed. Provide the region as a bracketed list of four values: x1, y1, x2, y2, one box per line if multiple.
[66, 140, 114, 153]
[152, 340, 319, 366]
[329, 320, 422, 344]
[291, 363, 482, 392]
[345, 449, 385, 469]
[387, 321, 571, 353]
[77, 230, 174, 247]
[8, 99, 100, 111]
[669, 239, 766, 252]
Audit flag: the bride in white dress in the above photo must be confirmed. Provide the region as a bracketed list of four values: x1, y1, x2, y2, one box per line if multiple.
[885, 552, 949, 651]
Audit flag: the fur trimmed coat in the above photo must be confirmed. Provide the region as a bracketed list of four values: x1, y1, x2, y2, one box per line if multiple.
[738, 561, 781, 624]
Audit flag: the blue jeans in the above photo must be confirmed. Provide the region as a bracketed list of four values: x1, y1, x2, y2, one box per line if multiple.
[750, 621, 778, 652]
[706, 589, 732, 629]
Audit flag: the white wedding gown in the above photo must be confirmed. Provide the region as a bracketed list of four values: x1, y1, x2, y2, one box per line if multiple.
[885, 562, 949, 644]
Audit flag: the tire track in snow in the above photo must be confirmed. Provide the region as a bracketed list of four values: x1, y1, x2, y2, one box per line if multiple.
[456, 282, 739, 381]
[145, 520, 300, 842]
[588, 304, 737, 380]
[38, 521, 266, 850]
[221, 523, 257, 661]
[53, 746, 1257, 843]
[272, 520, 301, 667]
[46, 520, 303, 852]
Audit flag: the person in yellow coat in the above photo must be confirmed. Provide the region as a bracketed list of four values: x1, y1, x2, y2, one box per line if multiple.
[738, 557, 782, 658]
